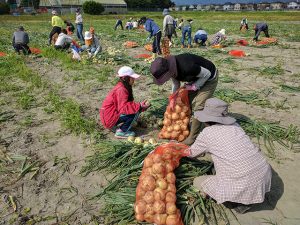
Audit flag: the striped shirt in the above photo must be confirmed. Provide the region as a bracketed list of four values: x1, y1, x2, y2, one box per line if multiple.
[190, 123, 272, 204]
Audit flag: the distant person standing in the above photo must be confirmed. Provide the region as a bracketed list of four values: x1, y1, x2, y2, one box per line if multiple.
[253, 23, 270, 41]
[49, 10, 64, 45]
[12, 26, 31, 55]
[162, 8, 175, 46]
[75, 8, 84, 43]
[194, 28, 208, 46]
[115, 17, 124, 30]
[240, 18, 249, 30]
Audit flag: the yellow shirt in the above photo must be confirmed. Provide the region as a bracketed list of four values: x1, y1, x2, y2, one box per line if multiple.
[52, 16, 64, 28]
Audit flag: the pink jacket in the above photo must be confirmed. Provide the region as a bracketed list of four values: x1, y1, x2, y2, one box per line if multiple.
[99, 82, 141, 129]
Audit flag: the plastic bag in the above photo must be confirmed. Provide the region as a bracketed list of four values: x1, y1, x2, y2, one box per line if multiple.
[144, 44, 153, 52]
[123, 41, 138, 48]
[162, 37, 170, 58]
[29, 47, 42, 54]
[135, 143, 189, 225]
[229, 50, 246, 57]
[71, 45, 81, 61]
[237, 39, 249, 46]
[159, 88, 191, 142]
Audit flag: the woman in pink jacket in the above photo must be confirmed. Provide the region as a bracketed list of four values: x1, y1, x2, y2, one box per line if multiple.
[100, 66, 150, 138]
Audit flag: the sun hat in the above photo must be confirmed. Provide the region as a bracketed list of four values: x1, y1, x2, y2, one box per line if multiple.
[52, 10, 57, 15]
[194, 98, 236, 125]
[163, 8, 169, 16]
[150, 56, 177, 85]
[219, 29, 226, 35]
[117, 66, 140, 79]
[84, 31, 92, 40]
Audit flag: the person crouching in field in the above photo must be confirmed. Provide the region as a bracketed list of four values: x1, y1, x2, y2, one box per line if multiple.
[253, 23, 270, 41]
[54, 29, 72, 50]
[81, 31, 102, 58]
[12, 26, 31, 55]
[100, 66, 150, 138]
[189, 98, 272, 214]
[210, 29, 226, 46]
[194, 28, 208, 47]
[49, 10, 64, 45]
[240, 18, 249, 31]
[140, 16, 162, 59]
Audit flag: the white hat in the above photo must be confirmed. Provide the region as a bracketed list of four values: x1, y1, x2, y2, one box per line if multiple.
[219, 29, 226, 35]
[52, 10, 57, 15]
[117, 66, 140, 79]
[84, 31, 92, 40]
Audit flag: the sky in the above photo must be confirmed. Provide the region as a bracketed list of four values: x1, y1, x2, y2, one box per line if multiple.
[173, 0, 292, 5]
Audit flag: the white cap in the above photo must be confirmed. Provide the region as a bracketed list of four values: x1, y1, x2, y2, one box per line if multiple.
[52, 10, 57, 15]
[117, 66, 140, 79]
[219, 29, 226, 35]
[84, 31, 92, 40]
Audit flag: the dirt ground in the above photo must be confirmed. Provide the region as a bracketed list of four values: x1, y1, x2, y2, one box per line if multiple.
[0, 35, 300, 225]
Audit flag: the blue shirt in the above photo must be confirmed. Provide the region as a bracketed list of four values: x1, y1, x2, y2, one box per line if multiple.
[144, 19, 160, 38]
[195, 30, 207, 36]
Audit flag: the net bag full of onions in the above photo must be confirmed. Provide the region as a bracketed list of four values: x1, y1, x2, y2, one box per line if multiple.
[134, 143, 190, 225]
[159, 88, 191, 142]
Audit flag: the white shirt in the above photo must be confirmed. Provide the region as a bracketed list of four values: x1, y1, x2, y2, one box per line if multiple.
[55, 33, 72, 46]
[75, 13, 83, 24]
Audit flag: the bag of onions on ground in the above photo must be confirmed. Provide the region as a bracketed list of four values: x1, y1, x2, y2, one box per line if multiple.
[134, 143, 189, 225]
[159, 88, 191, 142]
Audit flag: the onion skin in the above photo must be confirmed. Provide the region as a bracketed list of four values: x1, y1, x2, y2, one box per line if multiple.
[154, 213, 167, 225]
[183, 130, 189, 137]
[163, 118, 172, 126]
[154, 188, 166, 201]
[144, 157, 154, 168]
[166, 202, 177, 215]
[183, 117, 190, 125]
[167, 183, 177, 193]
[134, 200, 147, 214]
[152, 163, 166, 174]
[178, 134, 185, 142]
[165, 192, 177, 203]
[152, 154, 163, 163]
[166, 173, 176, 184]
[165, 162, 174, 172]
[166, 214, 180, 225]
[144, 213, 154, 223]
[141, 175, 156, 191]
[153, 200, 166, 214]
[146, 204, 155, 215]
[167, 126, 173, 132]
[179, 111, 186, 119]
[173, 124, 181, 131]
[144, 191, 155, 204]
[156, 178, 168, 190]
[171, 113, 180, 120]
[175, 105, 182, 113]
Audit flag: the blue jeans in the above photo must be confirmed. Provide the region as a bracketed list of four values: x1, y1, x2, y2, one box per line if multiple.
[194, 34, 207, 45]
[76, 23, 84, 42]
[116, 113, 139, 132]
[181, 26, 191, 46]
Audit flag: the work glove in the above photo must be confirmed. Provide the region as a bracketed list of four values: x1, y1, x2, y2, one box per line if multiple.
[184, 83, 198, 91]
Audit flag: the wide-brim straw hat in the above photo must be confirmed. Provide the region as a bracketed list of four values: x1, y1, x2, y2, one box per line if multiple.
[194, 98, 236, 125]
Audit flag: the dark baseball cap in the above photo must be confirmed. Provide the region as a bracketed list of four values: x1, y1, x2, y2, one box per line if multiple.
[150, 56, 177, 85]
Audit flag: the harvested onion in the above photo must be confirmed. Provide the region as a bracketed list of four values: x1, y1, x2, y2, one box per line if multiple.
[153, 200, 166, 214]
[135, 214, 144, 221]
[173, 124, 181, 131]
[141, 175, 156, 191]
[144, 157, 153, 168]
[156, 178, 168, 190]
[134, 200, 146, 214]
[165, 192, 177, 203]
[166, 214, 179, 225]
[171, 113, 179, 120]
[152, 163, 165, 174]
[154, 213, 167, 225]
[166, 173, 176, 183]
[144, 191, 154, 204]
[166, 202, 177, 215]
[154, 188, 166, 201]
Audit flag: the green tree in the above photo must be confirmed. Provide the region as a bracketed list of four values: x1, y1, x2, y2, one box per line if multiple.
[0, 3, 10, 14]
[83, 1, 104, 15]
[20, 0, 40, 9]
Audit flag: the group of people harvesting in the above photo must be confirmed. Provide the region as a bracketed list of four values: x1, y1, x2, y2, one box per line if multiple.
[99, 52, 272, 215]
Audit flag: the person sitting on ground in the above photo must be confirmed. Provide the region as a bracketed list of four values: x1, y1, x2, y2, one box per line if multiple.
[49, 10, 64, 45]
[64, 20, 75, 35]
[125, 18, 133, 30]
[81, 31, 101, 58]
[194, 28, 208, 46]
[140, 16, 162, 59]
[54, 29, 73, 50]
[189, 97, 272, 214]
[210, 29, 226, 46]
[132, 20, 138, 29]
[12, 26, 31, 55]
[162, 8, 176, 46]
[114, 17, 124, 30]
[240, 17, 249, 30]
[180, 19, 193, 48]
[253, 22, 270, 41]
[100, 66, 150, 138]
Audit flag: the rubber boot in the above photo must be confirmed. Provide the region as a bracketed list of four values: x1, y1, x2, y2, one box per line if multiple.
[182, 118, 204, 145]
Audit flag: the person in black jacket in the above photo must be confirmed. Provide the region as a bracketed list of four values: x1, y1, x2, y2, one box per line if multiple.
[150, 53, 218, 145]
[253, 23, 270, 41]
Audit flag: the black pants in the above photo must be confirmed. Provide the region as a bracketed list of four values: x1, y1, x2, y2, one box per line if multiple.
[152, 31, 162, 55]
[116, 114, 139, 132]
[13, 43, 31, 55]
[54, 43, 70, 50]
[49, 26, 61, 45]
[115, 20, 123, 30]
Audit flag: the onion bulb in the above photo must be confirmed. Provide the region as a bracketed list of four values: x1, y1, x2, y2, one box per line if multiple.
[166, 173, 176, 184]
[136, 185, 146, 199]
[167, 126, 173, 133]
[156, 178, 168, 190]
[165, 192, 177, 203]
[152, 163, 165, 174]
[183, 130, 189, 137]
[167, 183, 177, 193]
[178, 135, 185, 142]
[171, 113, 179, 120]
[144, 157, 153, 168]
[183, 117, 190, 125]
[179, 111, 186, 119]
[173, 124, 181, 131]
[171, 131, 180, 140]
[144, 213, 154, 223]
[163, 153, 172, 160]
[153, 200, 166, 214]
[164, 132, 171, 139]
[166, 214, 179, 225]
[141, 175, 156, 191]
[152, 154, 163, 163]
[165, 162, 174, 173]
[144, 191, 154, 204]
[154, 213, 167, 225]
[166, 202, 177, 215]
[182, 106, 189, 113]
[135, 214, 144, 222]
[146, 204, 155, 215]
[175, 105, 182, 113]
[180, 124, 188, 131]
[134, 200, 147, 214]
[154, 188, 166, 201]
[163, 119, 172, 126]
